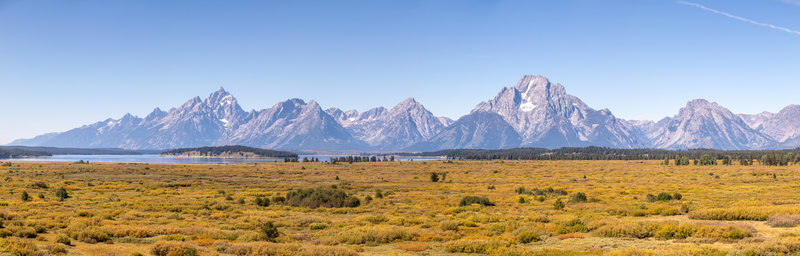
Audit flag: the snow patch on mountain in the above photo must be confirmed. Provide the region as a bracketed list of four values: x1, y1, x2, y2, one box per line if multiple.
[520, 102, 536, 112]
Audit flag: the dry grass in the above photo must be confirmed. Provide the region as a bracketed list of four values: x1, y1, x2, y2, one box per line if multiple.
[0, 160, 799, 255]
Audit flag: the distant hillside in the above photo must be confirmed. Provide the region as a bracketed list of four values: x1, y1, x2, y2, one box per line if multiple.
[0, 148, 51, 159]
[0, 146, 158, 155]
[161, 145, 297, 158]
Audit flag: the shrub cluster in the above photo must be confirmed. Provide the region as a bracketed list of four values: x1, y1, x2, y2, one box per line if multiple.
[459, 196, 495, 206]
[646, 192, 682, 202]
[515, 186, 567, 196]
[254, 197, 270, 207]
[212, 241, 359, 256]
[443, 239, 510, 254]
[151, 241, 198, 256]
[553, 199, 565, 210]
[285, 187, 360, 208]
[570, 192, 587, 203]
[594, 221, 751, 241]
[688, 207, 780, 221]
[556, 219, 589, 234]
[259, 221, 279, 242]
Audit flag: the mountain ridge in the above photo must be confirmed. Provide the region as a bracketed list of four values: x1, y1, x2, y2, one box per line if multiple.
[10, 75, 799, 151]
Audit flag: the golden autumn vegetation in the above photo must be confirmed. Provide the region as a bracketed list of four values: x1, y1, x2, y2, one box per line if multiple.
[1, 160, 800, 255]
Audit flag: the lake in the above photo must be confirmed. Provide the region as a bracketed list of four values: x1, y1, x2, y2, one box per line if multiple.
[2, 154, 444, 164]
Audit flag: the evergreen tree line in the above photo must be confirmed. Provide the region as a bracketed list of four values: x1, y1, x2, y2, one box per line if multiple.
[161, 145, 297, 158]
[408, 146, 800, 164]
[666, 153, 800, 166]
[0, 148, 51, 159]
[329, 155, 396, 164]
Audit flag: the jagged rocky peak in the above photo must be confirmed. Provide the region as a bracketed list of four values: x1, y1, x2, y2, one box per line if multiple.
[515, 75, 566, 101]
[394, 97, 421, 109]
[204, 87, 245, 120]
[740, 104, 800, 147]
[145, 108, 167, 121]
[325, 108, 345, 120]
[649, 98, 775, 150]
[682, 99, 719, 112]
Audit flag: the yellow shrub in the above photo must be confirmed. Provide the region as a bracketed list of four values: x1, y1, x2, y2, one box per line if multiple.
[593, 222, 658, 239]
[692, 225, 751, 241]
[396, 242, 430, 252]
[151, 240, 198, 256]
[443, 238, 510, 253]
[0, 238, 42, 256]
[316, 225, 418, 245]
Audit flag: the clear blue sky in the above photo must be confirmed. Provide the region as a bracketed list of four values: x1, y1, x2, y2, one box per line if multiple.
[1, 0, 799, 144]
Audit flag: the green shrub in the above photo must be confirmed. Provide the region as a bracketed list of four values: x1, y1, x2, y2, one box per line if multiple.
[254, 197, 270, 207]
[459, 196, 494, 206]
[20, 191, 30, 202]
[309, 222, 329, 230]
[517, 230, 540, 243]
[285, 187, 360, 208]
[31, 182, 48, 189]
[553, 199, 565, 210]
[259, 221, 279, 242]
[657, 192, 673, 201]
[440, 221, 459, 232]
[56, 187, 70, 201]
[570, 192, 587, 203]
[56, 235, 72, 245]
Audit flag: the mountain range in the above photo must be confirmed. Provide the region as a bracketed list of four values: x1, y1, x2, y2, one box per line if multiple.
[10, 75, 800, 151]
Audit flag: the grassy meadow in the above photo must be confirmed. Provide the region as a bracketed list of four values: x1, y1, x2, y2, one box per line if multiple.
[1, 160, 800, 255]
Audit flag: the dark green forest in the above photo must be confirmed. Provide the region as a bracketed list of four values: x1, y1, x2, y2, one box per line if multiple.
[0, 148, 51, 158]
[407, 146, 800, 166]
[161, 145, 297, 158]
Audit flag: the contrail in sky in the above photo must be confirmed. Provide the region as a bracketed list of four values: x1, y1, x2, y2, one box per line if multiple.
[678, 1, 800, 36]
